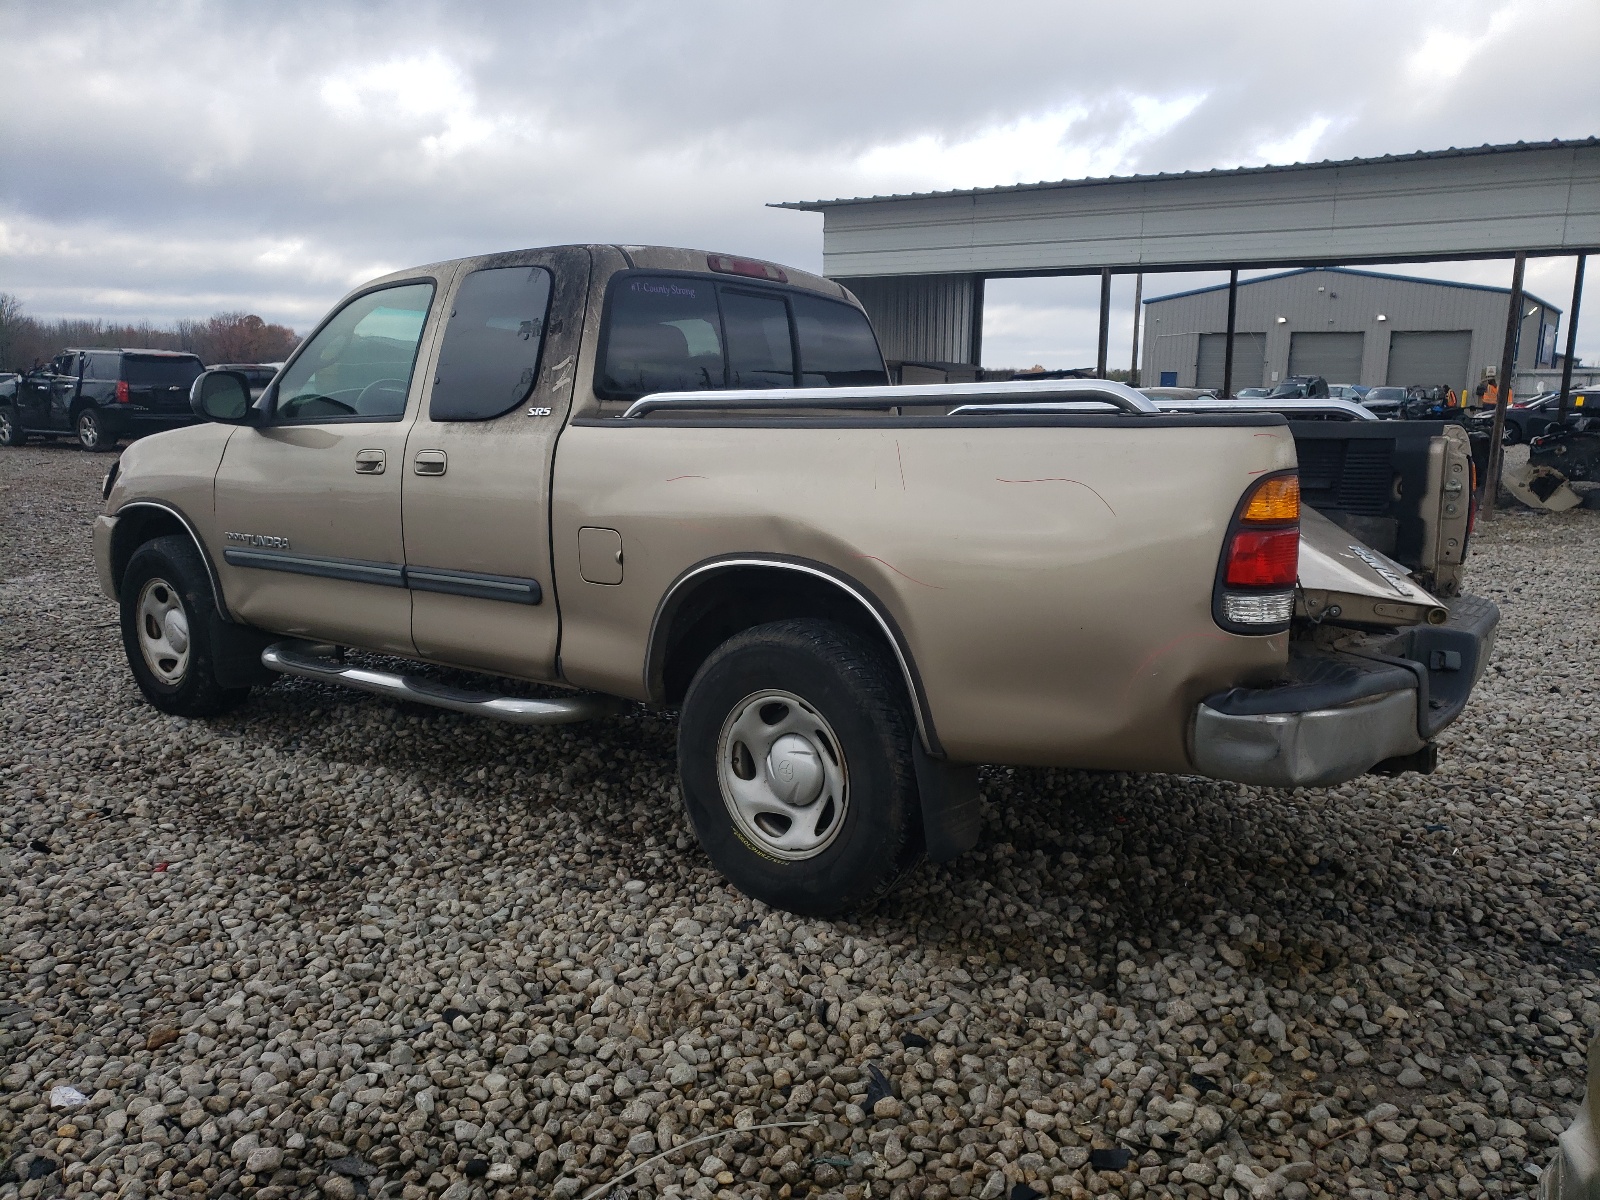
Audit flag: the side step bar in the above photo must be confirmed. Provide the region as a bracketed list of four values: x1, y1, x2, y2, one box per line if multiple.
[260, 642, 621, 726]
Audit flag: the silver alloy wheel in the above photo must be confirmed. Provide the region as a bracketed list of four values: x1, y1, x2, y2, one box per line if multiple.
[77, 411, 99, 449]
[136, 576, 191, 685]
[715, 689, 849, 860]
[0, 408, 14, 444]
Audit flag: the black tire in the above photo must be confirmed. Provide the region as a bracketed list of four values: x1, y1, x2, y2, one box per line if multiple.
[0, 404, 25, 447]
[76, 406, 117, 452]
[1502, 422, 1523, 445]
[677, 618, 921, 917]
[120, 535, 250, 717]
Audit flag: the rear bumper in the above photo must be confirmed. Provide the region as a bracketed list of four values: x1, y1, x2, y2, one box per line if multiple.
[1191, 594, 1499, 788]
[97, 407, 197, 438]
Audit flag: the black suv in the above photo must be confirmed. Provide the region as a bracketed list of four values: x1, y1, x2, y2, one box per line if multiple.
[0, 349, 206, 451]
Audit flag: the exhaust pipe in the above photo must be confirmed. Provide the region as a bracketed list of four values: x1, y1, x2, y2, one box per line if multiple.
[261, 642, 621, 725]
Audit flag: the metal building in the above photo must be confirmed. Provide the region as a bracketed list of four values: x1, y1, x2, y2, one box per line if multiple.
[776, 138, 1600, 370]
[1141, 267, 1562, 393]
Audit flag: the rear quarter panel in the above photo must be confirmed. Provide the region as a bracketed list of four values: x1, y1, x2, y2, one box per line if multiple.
[551, 417, 1295, 771]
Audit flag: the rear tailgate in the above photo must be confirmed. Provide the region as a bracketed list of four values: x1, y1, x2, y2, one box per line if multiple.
[123, 355, 204, 413]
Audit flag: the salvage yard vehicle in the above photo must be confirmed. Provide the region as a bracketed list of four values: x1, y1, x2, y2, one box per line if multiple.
[0, 348, 206, 450]
[94, 245, 1499, 915]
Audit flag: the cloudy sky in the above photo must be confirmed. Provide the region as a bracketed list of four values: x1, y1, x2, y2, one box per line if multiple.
[2, 0, 1598, 369]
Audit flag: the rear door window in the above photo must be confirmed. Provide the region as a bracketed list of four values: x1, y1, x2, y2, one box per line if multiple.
[721, 290, 795, 389]
[793, 294, 887, 386]
[598, 277, 725, 397]
[430, 266, 553, 421]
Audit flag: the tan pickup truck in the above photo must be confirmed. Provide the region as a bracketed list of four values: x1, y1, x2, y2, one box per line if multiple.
[91, 244, 1498, 915]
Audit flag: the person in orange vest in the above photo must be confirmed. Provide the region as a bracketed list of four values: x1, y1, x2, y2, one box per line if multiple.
[1475, 378, 1511, 410]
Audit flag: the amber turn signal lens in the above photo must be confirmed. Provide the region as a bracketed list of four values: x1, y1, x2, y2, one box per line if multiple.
[1242, 475, 1300, 523]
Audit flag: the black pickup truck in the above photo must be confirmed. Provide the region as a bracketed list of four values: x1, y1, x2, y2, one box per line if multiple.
[0, 348, 206, 451]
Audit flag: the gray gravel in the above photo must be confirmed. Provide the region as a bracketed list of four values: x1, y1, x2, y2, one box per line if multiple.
[2, 442, 1597, 1200]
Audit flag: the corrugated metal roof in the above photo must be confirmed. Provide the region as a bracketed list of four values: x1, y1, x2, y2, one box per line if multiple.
[773, 137, 1600, 210]
[1145, 266, 1560, 313]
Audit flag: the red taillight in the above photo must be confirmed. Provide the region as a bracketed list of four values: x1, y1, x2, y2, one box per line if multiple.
[115, 380, 130, 403]
[1225, 527, 1300, 586]
[706, 254, 789, 284]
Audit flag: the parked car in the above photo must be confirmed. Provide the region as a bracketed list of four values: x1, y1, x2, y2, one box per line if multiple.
[211, 363, 284, 401]
[1236, 387, 1270, 398]
[94, 243, 1497, 916]
[0, 348, 206, 450]
[1267, 375, 1330, 398]
[1474, 390, 1592, 443]
[1360, 385, 1409, 417]
[1328, 384, 1367, 402]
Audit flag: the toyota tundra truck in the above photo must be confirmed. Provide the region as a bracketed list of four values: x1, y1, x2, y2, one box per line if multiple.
[93, 245, 1498, 915]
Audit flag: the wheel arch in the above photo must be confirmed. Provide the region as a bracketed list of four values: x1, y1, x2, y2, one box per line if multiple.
[111, 501, 233, 621]
[646, 555, 942, 756]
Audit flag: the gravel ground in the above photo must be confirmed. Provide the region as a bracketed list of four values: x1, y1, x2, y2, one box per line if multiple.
[2, 442, 1597, 1200]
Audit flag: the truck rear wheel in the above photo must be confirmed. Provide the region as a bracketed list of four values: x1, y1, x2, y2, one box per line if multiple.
[677, 618, 920, 916]
[120, 535, 250, 717]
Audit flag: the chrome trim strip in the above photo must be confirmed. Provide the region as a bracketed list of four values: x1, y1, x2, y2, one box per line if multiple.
[622, 378, 1158, 418]
[223, 548, 405, 588]
[948, 397, 1378, 421]
[647, 554, 939, 756]
[405, 566, 542, 605]
[113, 500, 232, 621]
[261, 642, 618, 725]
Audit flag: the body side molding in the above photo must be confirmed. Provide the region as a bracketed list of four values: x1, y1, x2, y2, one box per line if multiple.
[646, 553, 941, 757]
[222, 548, 543, 603]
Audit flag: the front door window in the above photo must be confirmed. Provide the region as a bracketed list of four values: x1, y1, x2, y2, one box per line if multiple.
[275, 282, 435, 422]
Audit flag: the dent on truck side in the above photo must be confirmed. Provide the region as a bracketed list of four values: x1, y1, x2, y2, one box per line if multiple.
[549, 417, 1295, 772]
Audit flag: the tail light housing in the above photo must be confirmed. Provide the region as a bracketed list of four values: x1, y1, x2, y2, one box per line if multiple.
[1214, 472, 1299, 632]
[115, 380, 130, 404]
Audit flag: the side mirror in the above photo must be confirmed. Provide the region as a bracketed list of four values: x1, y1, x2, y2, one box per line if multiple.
[190, 370, 259, 424]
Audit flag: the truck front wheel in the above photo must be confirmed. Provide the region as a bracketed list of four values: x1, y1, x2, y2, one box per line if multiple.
[120, 535, 250, 717]
[677, 618, 921, 916]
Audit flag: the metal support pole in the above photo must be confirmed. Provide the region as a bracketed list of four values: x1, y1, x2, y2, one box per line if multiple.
[1481, 251, 1526, 517]
[1557, 254, 1585, 425]
[1096, 268, 1111, 378]
[1129, 272, 1144, 386]
[1221, 268, 1239, 398]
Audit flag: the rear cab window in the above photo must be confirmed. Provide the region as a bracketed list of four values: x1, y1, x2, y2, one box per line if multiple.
[595, 271, 886, 404]
[430, 266, 554, 421]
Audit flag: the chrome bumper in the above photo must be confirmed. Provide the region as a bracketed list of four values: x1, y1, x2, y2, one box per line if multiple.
[1192, 689, 1424, 788]
[1540, 1037, 1599, 1200]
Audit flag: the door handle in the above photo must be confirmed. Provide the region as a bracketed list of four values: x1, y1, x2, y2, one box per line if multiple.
[354, 449, 386, 474]
[413, 450, 447, 476]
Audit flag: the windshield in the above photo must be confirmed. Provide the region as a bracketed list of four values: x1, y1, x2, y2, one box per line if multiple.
[123, 356, 204, 388]
[1366, 387, 1407, 401]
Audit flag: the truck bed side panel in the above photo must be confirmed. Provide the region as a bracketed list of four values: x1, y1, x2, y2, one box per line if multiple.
[550, 419, 1295, 771]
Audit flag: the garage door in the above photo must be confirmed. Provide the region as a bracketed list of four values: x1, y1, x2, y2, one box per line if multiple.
[1196, 333, 1266, 392]
[1288, 332, 1365, 384]
[1386, 331, 1472, 394]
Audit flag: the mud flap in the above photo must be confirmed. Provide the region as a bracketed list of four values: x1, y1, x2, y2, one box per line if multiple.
[913, 744, 981, 863]
[209, 615, 279, 688]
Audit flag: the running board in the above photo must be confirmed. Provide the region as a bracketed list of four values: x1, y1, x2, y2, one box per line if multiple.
[260, 642, 621, 725]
